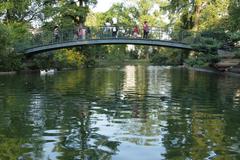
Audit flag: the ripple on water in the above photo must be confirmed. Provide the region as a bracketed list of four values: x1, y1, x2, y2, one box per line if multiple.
[204, 151, 217, 160]
[1, 66, 240, 160]
[64, 128, 82, 150]
[228, 142, 240, 154]
[44, 129, 62, 134]
[21, 143, 33, 149]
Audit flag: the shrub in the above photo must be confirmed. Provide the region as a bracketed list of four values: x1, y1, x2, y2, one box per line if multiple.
[185, 54, 220, 67]
[234, 51, 240, 58]
[53, 49, 86, 69]
[0, 23, 23, 71]
[185, 57, 207, 67]
[228, 32, 240, 43]
[0, 24, 11, 55]
[191, 37, 221, 54]
[150, 54, 168, 65]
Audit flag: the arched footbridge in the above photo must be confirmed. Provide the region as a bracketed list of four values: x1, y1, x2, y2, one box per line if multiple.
[20, 26, 203, 55]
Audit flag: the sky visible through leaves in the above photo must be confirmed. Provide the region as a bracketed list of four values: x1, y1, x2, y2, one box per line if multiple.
[93, 0, 124, 12]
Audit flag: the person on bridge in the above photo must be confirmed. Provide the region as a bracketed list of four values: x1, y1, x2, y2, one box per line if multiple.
[78, 24, 86, 40]
[133, 25, 139, 38]
[112, 25, 118, 38]
[104, 20, 111, 37]
[53, 26, 60, 42]
[86, 27, 91, 39]
[143, 21, 149, 39]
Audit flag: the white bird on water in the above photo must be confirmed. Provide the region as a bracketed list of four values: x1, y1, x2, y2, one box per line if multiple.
[40, 69, 55, 75]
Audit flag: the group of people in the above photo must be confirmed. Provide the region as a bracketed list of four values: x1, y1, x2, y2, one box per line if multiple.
[53, 24, 91, 42]
[103, 20, 119, 38]
[75, 24, 91, 40]
[103, 20, 149, 39]
[53, 20, 150, 41]
[132, 21, 149, 39]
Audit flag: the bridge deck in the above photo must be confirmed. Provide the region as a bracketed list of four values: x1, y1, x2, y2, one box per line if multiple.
[20, 26, 202, 55]
[24, 38, 193, 55]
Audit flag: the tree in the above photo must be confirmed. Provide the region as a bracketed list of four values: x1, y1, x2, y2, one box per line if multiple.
[42, 0, 97, 27]
[0, 24, 10, 54]
[227, 0, 240, 31]
[0, 0, 43, 23]
[167, 0, 230, 31]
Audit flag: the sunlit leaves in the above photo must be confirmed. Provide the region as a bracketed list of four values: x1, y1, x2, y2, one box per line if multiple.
[42, 0, 97, 26]
[167, 0, 230, 31]
[53, 49, 86, 68]
[0, 0, 43, 23]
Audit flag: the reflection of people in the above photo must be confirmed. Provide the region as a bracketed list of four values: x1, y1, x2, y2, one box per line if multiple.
[53, 26, 60, 42]
[143, 21, 149, 39]
[133, 26, 139, 38]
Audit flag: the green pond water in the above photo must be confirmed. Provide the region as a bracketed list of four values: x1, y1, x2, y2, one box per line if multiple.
[0, 66, 240, 160]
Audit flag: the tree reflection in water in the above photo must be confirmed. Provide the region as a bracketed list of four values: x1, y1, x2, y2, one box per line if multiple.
[0, 66, 240, 159]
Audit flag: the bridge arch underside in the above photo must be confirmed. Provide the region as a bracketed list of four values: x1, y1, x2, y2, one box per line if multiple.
[24, 39, 193, 55]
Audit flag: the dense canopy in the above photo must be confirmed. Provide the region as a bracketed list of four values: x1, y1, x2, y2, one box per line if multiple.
[0, 0, 239, 71]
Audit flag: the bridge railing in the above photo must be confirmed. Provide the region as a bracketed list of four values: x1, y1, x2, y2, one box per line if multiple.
[24, 26, 201, 51]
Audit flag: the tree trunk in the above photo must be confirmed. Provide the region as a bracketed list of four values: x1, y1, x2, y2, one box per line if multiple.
[193, 4, 201, 31]
[78, 0, 85, 24]
[79, 0, 83, 6]
[6, 10, 12, 22]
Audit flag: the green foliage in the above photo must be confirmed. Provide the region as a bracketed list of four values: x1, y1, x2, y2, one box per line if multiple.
[0, 0, 239, 71]
[199, 0, 229, 30]
[185, 58, 208, 67]
[201, 30, 228, 42]
[0, 23, 27, 71]
[0, 134, 26, 160]
[185, 53, 220, 67]
[0, 0, 99, 71]
[0, 24, 11, 54]
[167, 0, 230, 31]
[86, 3, 137, 26]
[150, 48, 184, 65]
[227, 1, 240, 31]
[53, 49, 86, 69]
[7, 23, 32, 52]
[86, 0, 167, 27]
[234, 51, 240, 59]
[30, 48, 86, 70]
[0, 0, 43, 22]
[30, 55, 54, 70]
[129, 50, 138, 59]
[208, 54, 220, 64]
[0, 22, 31, 52]
[43, 0, 97, 26]
[104, 45, 129, 65]
[228, 32, 240, 44]
[0, 53, 23, 71]
[150, 54, 168, 65]
[192, 37, 221, 54]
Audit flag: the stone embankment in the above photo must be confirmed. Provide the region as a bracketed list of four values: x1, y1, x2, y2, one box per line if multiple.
[214, 50, 240, 74]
